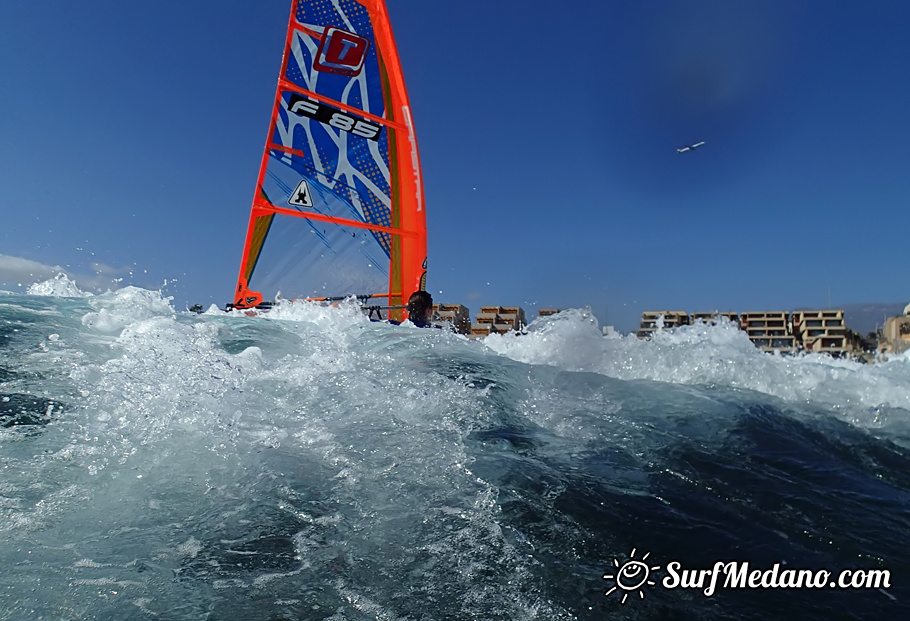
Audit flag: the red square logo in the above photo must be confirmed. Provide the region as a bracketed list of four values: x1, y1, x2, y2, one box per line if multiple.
[314, 27, 369, 76]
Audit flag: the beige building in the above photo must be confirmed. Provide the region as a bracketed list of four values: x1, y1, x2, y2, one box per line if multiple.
[433, 304, 470, 334]
[880, 304, 910, 355]
[740, 311, 797, 353]
[690, 311, 740, 327]
[636, 308, 858, 356]
[792, 310, 849, 356]
[636, 311, 690, 339]
[470, 305, 527, 338]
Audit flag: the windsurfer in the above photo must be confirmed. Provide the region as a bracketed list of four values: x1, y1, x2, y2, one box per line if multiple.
[406, 291, 434, 328]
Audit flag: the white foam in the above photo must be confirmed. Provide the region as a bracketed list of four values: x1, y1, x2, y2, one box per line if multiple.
[81, 287, 174, 335]
[226, 297, 371, 329]
[485, 309, 910, 417]
[27, 273, 91, 297]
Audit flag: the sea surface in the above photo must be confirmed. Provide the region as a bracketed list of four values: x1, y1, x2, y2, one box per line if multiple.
[2, 277, 909, 620]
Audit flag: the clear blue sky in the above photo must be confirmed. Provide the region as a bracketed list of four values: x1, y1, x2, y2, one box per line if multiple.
[1, 0, 908, 332]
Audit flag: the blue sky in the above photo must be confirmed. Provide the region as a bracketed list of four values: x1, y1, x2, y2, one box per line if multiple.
[1, 0, 908, 332]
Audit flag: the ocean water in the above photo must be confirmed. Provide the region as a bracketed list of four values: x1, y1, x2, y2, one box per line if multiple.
[2, 278, 909, 620]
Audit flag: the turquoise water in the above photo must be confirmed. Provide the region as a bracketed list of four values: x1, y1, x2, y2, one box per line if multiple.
[1, 281, 908, 619]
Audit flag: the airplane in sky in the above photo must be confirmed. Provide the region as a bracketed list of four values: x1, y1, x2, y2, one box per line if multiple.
[676, 141, 705, 153]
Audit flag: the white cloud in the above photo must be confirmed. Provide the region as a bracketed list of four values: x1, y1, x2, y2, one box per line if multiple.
[0, 254, 66, 289]
[0, 254, 134, 293]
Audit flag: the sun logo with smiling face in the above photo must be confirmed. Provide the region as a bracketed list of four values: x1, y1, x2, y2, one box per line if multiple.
[603, 548, 660, 604]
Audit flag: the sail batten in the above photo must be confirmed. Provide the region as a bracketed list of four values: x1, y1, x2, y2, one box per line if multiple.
[233, 0, 426, 311]
[251, 201, 421, 237]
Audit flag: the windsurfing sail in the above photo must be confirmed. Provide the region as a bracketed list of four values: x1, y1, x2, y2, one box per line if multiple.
[232, 0, 426, 319]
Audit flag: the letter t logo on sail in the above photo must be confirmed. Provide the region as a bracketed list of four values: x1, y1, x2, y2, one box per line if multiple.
[314, 27, 369, 76]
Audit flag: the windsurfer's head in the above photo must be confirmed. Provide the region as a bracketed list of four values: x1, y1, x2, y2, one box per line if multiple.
[407, 290, 433, 323]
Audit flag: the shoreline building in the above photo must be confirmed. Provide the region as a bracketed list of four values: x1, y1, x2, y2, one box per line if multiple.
[740, 311, 796, 353]
[636, 311, 690, 339]
[468, 305, 527, 338]
[432, 304, 471, 334]
[434, 305, 609, 338]
[690, 311, 740, 327]
[636, 309, 852, 356]
[880, 302, 910, 355]
[792, 310, 849, 356]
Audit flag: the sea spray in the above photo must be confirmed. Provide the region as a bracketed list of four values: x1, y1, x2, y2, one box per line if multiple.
[1, 280, 908, 619]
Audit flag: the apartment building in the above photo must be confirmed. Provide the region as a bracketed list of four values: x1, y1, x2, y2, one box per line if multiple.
[792, 310, 849, 356]
[470, 305, 526, 338]
[881, 314, 910, 355]
[432, 304, 470, 334]
[636, 311, 690, 339]
[636, 308, 855, 356]
[690, 312, 740, 327]
[740, 311, 797, 353]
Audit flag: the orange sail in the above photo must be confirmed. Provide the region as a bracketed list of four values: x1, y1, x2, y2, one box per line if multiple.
[233, 0, 426, 318]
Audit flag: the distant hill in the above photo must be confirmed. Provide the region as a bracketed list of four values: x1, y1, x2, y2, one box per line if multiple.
[812, 302, 908, 336]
